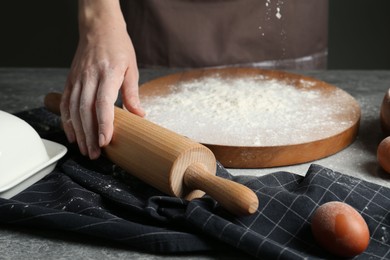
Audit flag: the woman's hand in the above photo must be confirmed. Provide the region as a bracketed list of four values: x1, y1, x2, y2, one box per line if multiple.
[61, 0, 145, 160]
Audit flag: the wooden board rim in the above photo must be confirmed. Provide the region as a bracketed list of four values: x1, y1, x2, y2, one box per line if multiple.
[139, 68, 361, 168]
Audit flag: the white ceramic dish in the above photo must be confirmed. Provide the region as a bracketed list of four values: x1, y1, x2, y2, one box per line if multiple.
[0, 111, 67, 199]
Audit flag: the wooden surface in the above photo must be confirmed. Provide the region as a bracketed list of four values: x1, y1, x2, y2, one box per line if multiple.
[139, 68, 361, 168]
[44, 93, 259, 215]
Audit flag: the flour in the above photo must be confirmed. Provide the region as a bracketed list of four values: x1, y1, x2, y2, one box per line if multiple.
[259, 0, 284, 37]
[276, 7, 282, 19]
[381, 226, 389, 243]
[142, 75, 357, 146]
[264, 0, 283, 19]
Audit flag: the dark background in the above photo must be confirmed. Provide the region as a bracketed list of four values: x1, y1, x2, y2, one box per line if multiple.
[0, 0, 389, 69]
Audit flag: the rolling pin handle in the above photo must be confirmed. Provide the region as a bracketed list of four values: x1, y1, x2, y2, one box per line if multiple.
[44, 92, 62, 115]
[183, 163, 259, 215]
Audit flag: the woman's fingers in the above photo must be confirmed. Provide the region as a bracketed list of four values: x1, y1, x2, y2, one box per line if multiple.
[79, 71, 101, 159]
[69, 81, 89, 157]
[122, 67, 145, 117]
[60, 78, 76, 144]
[61, 69, 102, 160]
[95, 68, 124, 148]
[61, 65, 142, 159]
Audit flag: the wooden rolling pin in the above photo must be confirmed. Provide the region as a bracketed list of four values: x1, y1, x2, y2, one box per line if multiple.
[44, 93, 259, 215]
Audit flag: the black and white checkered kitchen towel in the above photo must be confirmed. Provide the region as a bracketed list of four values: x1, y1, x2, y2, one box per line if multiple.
[1, 108, 390, 259]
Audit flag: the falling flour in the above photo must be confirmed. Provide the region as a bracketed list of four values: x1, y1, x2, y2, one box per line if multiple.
[275, 7, 282, 19]
[141, 75, 358, 146]
[258, 0, 285, 44]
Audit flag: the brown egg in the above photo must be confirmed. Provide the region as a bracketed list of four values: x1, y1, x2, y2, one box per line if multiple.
[378, 136, 390, 173]
[311, 201, 370, 257]
[380, 88, 390, 135]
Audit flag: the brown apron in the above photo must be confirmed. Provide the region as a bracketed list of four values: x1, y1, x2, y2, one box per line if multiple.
[121, 0, 328, 69]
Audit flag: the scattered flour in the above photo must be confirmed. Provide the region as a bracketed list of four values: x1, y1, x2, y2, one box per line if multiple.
[381, 226, 389, 243]
[265, 0, 283, 20]
[276, 7, 282, 19]
[142, 75, 358, 146]
[259, 0, 284, 39]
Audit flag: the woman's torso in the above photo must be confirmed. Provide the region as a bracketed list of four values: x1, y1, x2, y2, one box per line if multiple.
[121, 0, 328, 69]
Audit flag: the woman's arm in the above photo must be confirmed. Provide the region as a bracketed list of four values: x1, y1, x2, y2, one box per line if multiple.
[61, 0, 144, 160]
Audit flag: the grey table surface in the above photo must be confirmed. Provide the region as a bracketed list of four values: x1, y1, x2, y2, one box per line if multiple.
[1, 68, 390, 259]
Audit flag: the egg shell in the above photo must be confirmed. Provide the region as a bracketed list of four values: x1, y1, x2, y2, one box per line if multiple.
[311, 201, 370, 257]
[377, 136, 390, 173]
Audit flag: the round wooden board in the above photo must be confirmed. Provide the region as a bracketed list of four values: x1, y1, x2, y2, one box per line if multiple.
[139, 68, 361, 168]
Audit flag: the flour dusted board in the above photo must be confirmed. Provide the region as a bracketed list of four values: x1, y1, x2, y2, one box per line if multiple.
[139, 68, 360, 168]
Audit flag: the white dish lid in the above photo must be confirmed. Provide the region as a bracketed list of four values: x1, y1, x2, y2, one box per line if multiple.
[0, 111, 67, 198]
